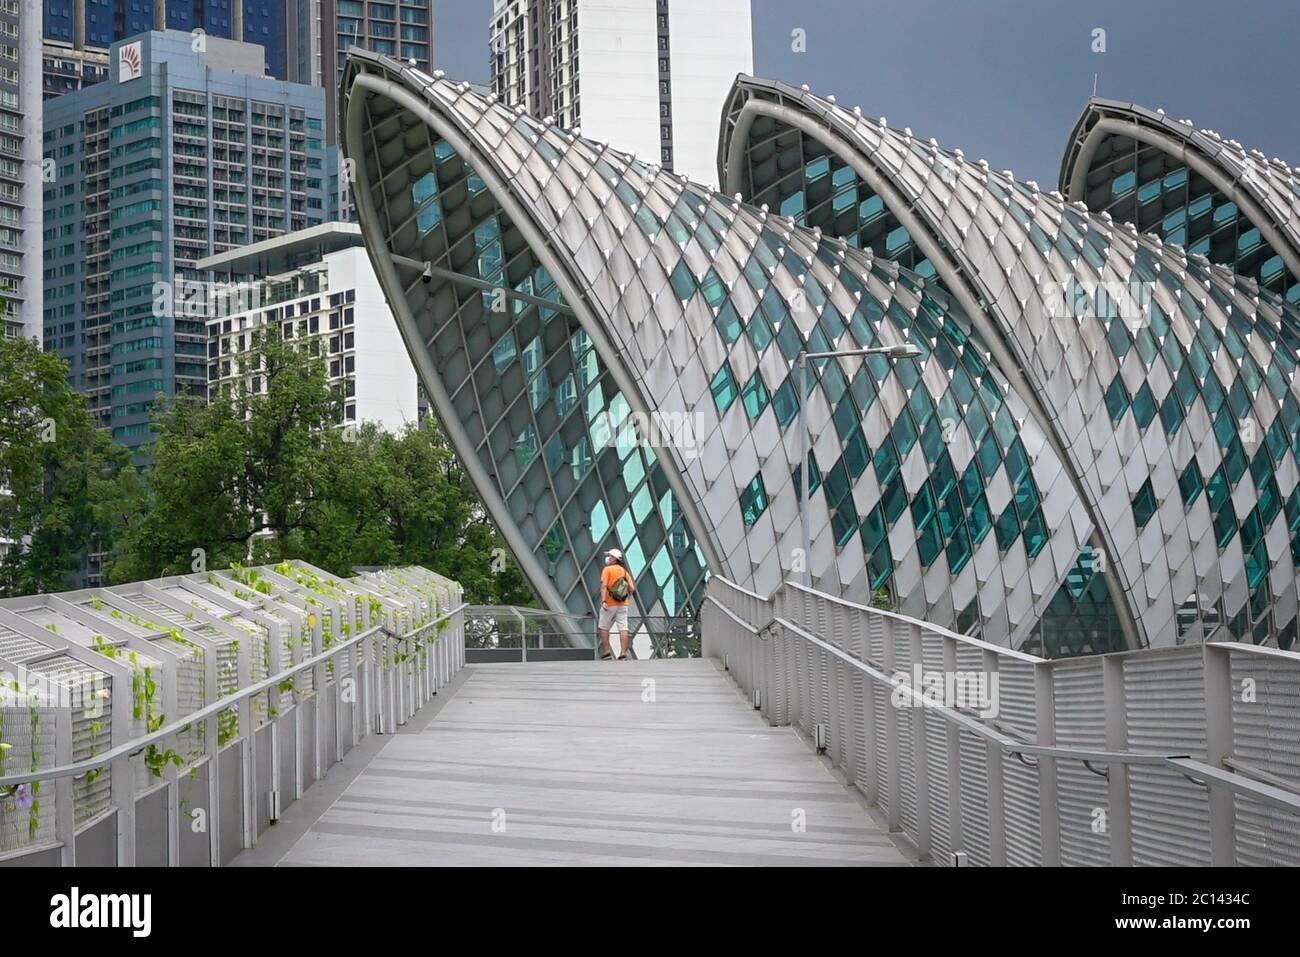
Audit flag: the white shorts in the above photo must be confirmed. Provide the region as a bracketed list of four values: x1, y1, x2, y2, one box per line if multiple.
[598, 603, 630, 633]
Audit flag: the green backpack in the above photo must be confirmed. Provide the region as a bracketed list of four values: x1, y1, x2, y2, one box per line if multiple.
[608, 567, 630, 601]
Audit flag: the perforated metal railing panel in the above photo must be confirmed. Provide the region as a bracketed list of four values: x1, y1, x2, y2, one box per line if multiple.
[1230, 653, 1300, 865]
[1052, 656, 1110, 866]
[705, 575, 1300, 867]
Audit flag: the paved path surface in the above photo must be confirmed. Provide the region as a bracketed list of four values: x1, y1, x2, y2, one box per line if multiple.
[275, 659, 911, 866]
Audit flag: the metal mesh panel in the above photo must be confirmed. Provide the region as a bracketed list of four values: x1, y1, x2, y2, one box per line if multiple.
[1229, 653, 1300, 865]
[1052, 657, 1110, 866]
[0, 626, 56, 665]
[707, 576, 1300, 867]
[1125, 650, 1212, 866]
[25, 656, 113, 825]
[957, 728, 992, 865]
[0, 684, 58, 852]
[922, 706, 954, 864]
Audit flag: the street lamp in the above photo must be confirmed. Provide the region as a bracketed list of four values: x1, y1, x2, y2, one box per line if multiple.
[795, 343, 923, 586]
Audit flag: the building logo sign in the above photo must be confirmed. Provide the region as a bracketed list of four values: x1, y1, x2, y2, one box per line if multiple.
[118, 41, 143, 82]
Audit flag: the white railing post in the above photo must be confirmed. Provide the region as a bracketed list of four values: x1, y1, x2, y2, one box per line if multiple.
[882, 616, 901, 832]
[54, 705, 76, 867]
[1102, 654, 1133, 865]
[910, 622, 931, 861]
[108, 658, 137, 867]
[942, 634, 964, 861]
[1034, 658, 1061, 866]
[1203, 645, 1236, 865]
[834, 608, 854, 778]
[860, 609, 879, 806]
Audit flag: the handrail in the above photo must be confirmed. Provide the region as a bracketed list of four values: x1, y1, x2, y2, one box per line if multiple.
[0, 603, 466, 788]
[773, 614, 1194, 769]
[703, 592, 1300, 828]
[784, 579, 1046, 664]
[700, 595, 764, 633]
[708, 575, 771, 603]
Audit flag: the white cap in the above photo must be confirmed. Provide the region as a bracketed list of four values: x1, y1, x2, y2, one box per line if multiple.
[605, 548, 623, 561]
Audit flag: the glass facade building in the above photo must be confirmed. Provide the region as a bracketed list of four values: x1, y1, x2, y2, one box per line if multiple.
[43, 0, 288, 96]
[342, 55, 1300, 655]
[43, 31, 328, 452]
[1061, 97, 1300, 308]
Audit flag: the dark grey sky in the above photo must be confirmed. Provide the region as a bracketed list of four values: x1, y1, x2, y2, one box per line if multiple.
[435, 0, 1300, 186]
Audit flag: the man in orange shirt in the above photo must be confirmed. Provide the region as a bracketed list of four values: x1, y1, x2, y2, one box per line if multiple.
[597, 548, 635, 660]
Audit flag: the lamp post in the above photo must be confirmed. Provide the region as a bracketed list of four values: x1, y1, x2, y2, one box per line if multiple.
[796, 343, 923, 586]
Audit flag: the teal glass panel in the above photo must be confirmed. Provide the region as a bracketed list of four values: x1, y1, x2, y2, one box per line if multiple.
[669, 260, 696, 300]
[859, 504, 887, 554]
[975, 431, 1001, 479]
[714, 302, 742, 345]
[911, 482, 936, 531]
[844, 429, 870, 479]
[416, 201, 442, 234]
[741, 373, 769, 419]
[946, 525, 972, 574]
[1178, 462, 1203, 506]
[772, 377, 799, 428]
[994, 501, 1020, 551]
[1022, 508, 1047, 558]
[739, 474, 768, 526]
[918, 519, 943, 567]
[746, 311, 774, 353]
[1132, 479, 1157, 529]
[699, 268, 726, 308]
[1131, 383, 1157, 428]
[867, 545, 892, 590]
[881, 476, 907, 523]
[968, 494, 992, 544]
[709, 363, 738, 413]
[491, 332, 517, 373]
[1104, 376, 1130, 421]
[589, 500, 609, 542]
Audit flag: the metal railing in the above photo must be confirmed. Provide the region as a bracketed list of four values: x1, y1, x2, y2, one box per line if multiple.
[703, 576, 1300, 866]
[0, 563, 466, 867]
[465, 606, 700, 660]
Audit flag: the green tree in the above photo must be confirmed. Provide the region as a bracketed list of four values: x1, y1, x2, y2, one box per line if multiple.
[310, 422, 533, 604]
[0, 335, 129, 596]
[103, 324, 341, 577]
[104, 325, 534, 605]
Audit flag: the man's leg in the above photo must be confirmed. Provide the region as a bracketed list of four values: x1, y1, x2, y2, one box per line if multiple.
[598, 626, 611, 658]
[617, 607, 631, 658]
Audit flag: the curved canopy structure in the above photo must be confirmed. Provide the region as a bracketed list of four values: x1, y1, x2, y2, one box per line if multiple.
[1060, 97, 1300, 307]
[717, 76, 1300, 653]
[342, 56, 1300, 655]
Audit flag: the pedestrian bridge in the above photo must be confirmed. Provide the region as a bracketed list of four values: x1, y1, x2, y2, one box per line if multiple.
[1, 564, 1298, 867]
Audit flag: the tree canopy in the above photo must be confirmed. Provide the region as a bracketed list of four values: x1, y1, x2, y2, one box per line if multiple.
[3, 326, 534, 606]
[0, 334, 129, 597]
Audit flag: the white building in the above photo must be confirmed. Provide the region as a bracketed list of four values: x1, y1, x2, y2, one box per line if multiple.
[199, 222, 419, 433]
[489, 0, 752, 186]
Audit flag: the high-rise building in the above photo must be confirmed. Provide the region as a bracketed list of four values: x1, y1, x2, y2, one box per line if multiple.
[40, 1, 438, 153]
[489, 0, 752, 186]
[309, 0, 435, 146]
[342, 52, 1300, 654]
[2, 0, 42, 340]
[199, 221, 420, 433]
[42, 30, 329, 449]
[42, 0, 289, 97]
